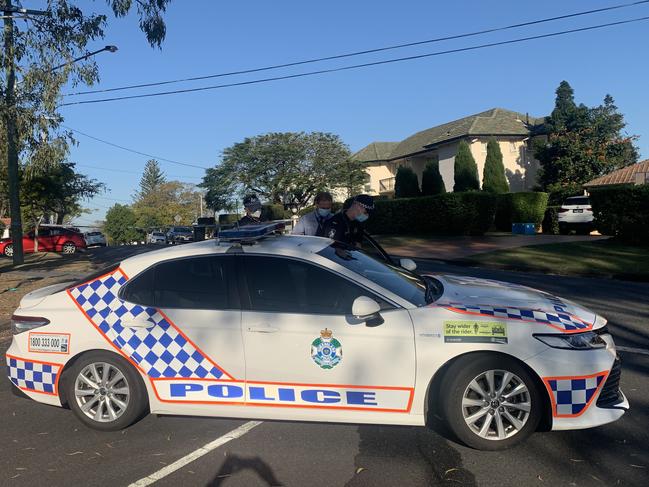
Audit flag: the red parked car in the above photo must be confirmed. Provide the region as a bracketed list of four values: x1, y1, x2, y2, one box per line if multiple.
[0, 226, 86, 257]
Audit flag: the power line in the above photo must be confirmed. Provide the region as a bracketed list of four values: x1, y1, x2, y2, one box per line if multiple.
[62, 124, 211, 169]
[65, 0, 649, 97]
[60, 16, 649, 107]
[75, 163, 203, 181]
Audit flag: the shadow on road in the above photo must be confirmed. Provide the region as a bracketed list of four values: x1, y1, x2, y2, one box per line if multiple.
[207, 454, 283, 486]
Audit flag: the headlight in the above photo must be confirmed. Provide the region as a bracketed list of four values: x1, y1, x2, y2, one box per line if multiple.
[11, 315, 50, 334]
[534, 331, 607, 350]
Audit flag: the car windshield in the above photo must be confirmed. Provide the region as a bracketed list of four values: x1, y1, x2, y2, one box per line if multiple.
[317, 243, 439, 306]
[152, 232, 164, 236]
[175, 227, 192, 232]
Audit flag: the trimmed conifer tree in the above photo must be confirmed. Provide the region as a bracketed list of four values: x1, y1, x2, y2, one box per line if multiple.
[421, 160, 446, 195]
[453, 140, 480, 192]
[394, 166, 421, 198]
[482, 139, 509, 193]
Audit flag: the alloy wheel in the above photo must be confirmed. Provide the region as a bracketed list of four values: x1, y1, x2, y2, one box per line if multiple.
[74, 362, 130, 423]
[62, 242, 76, 254]
[461, 369, 531, 441]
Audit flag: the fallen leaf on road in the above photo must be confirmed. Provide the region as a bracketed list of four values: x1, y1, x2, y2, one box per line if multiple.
[23, 447, 35, 451]
[151, 453, 165, 456]
[66, 451, 84, 456]
[590, 475, 602, 482]
[445, 468, 459, 476]
[188, 471, 195, 474]
[105, 443, 113, 449]
[15, 468, 27, 471]
[570, 459, 583, 462]
[10, 474, 20, 479]
[94, 452, 102, 456]
[537, 475, 543, 481]
[355, 467, 366, 475]
[37, 432, 48, 435]
[629, 465, 646, 469]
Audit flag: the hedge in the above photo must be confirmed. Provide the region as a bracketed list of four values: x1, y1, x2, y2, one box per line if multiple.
[494, 192, 549, 231]
[590, 185, 649, 244]
[542, 206, 560, 235]
[364, 191, 497, 236]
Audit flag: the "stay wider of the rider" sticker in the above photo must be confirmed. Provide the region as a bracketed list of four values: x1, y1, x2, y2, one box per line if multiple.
[443, 320, 507, 344]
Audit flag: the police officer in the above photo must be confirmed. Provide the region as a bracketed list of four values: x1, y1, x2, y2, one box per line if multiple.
[292, 191, 334, 236]
[237, 194, 265, 226]
[323, 194, 374, 247]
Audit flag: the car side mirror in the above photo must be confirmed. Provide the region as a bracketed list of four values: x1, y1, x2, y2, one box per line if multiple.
[400, 258, 417, 271]
[352, 296, 384, 327]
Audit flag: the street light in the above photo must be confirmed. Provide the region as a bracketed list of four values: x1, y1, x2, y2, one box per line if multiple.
[50, 45, 118, 73]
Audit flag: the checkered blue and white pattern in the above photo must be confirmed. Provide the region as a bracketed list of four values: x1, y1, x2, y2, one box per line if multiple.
[547, 374, 605, 416]
[440, 303, 591, 332]
[7, 356, 60, 394]
[69, 271, 225, 379]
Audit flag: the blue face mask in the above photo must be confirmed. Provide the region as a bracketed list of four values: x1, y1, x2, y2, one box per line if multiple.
[316, 208, 331, 218]
[355, 212, 369, 223]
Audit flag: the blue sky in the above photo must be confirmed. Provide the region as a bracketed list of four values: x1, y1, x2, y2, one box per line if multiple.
[55, 0, 649, 227]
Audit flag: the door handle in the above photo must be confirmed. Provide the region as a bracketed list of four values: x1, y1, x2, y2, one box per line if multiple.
[247, 326, 278, 333]
[122, 317, 155, 329]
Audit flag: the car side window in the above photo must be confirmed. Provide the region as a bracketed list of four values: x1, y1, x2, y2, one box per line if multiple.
[121, 256, 235, 310]
[243, 255, 393, 315]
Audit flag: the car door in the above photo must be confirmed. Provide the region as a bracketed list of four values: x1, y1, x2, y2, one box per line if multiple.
[118, 255, 244, 404]
[39, 227, 58, 251]
[239, 254, 415, 415]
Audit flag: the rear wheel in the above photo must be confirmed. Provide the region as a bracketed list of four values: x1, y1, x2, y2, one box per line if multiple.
[3, 244, 13, 257]
[440, 354, 542, 450]
[62, 241, 77, 254]
[65, 351, 148, 431]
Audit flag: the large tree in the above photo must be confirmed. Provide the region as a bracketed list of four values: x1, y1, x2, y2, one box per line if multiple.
[104, 204, 139, 245]
[1, 0, 172, 264]
[132, 181, 202, 230]
[453, 140, 479, 192]
[201, 132, 362, 211]
[21, 162, 104, 225]
[136, 159, 166, 200]
[534, 81, 639, 191]
[482, 139, 509, 193]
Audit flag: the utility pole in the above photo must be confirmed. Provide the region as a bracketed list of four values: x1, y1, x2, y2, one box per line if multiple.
[2, 1, 46, 265]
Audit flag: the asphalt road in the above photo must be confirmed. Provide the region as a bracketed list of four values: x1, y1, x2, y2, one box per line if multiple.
[1, 245, 648, 486]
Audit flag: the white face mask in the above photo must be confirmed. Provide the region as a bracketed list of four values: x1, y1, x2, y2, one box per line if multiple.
[251, 210, 261, 218]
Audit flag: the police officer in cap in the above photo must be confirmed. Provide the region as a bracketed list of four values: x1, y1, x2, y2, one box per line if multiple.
[323, 194, 374, 247]
[238, 194, 265, 226]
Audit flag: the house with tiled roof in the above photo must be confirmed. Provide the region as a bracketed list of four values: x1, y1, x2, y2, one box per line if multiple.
[584, 159, 649, 188]
[354, 108, 544, 195]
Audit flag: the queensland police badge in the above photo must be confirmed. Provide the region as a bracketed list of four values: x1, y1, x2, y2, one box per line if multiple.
[311, 328, 342, 369]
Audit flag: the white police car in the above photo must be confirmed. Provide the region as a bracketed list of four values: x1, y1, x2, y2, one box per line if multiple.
[6, 224, 627, 450]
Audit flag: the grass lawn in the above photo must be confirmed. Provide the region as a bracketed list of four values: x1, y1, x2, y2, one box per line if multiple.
[464, 240, 649, 279]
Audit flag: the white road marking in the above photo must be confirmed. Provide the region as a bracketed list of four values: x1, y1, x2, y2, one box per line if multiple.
[617, 346, 649, 356]
[129, 421, 262, 487]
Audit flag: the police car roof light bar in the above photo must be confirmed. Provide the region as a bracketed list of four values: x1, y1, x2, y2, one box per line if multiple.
[217, 222, 285, 244]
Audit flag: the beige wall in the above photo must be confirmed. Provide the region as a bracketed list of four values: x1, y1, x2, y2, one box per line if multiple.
[363, 136, 540, 194]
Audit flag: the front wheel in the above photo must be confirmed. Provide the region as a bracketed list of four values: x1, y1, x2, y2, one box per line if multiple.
[440, 354, 543, 450]
[65, 351, 148, 431]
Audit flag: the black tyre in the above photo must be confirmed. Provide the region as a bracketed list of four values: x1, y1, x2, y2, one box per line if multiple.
[64, 351, 148, 431]
[440, 353, 543, 450]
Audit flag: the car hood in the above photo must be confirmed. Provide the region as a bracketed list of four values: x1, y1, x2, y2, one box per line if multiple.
[429, 274, 600, 331]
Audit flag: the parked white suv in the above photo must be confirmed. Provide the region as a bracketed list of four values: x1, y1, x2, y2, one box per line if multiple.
[558, 196, 594, 235]
[147, 231, 167, 244]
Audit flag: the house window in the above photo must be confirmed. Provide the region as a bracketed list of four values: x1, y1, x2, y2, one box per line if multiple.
[481, 142, 487, 154]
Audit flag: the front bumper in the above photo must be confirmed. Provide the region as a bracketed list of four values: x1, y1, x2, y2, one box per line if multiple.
[525, 344, 628, 431]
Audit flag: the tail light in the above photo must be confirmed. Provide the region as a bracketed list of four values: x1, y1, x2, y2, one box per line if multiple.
[586, 207, 592, 211]
[558, 208, 569, 213]
[11, 315, 50, 335]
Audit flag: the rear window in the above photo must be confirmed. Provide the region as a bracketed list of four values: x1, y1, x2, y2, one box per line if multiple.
[86, 231, 102, 236]
[564, 197, 590, 206]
